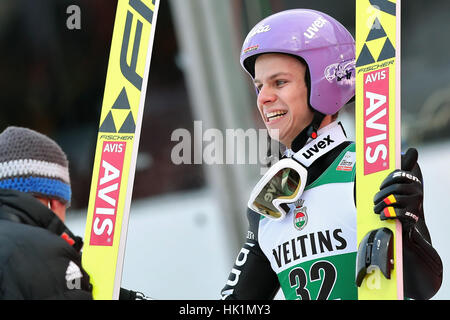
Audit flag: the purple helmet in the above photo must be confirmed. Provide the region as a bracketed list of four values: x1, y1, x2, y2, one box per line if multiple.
[240, 9, 355, 115]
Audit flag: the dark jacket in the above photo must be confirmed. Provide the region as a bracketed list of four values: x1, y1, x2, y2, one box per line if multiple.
[0, 189, 93, 299]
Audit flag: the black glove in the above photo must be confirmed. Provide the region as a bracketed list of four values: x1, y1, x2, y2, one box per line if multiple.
[119, 287, 152, 300]
[373, 148, 423, 234]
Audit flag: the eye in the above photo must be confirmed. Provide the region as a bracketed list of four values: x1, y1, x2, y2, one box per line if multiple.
[276, 79, 287, 87]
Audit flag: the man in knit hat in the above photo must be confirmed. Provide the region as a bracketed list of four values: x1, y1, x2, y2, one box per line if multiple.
[0, 127, 146, 300]
[0, 126, 93, 299]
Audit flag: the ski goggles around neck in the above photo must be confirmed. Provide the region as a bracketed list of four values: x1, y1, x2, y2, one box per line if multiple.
[247, 121, 348, 221]
[247, 157, 308, 220]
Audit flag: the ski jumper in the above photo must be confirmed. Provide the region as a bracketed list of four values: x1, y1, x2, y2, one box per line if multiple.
[221, 122, 442, 300]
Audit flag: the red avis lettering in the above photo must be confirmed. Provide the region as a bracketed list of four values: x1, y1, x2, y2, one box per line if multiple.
[90, 141, 126, 246]
[363, 68, 389, 175]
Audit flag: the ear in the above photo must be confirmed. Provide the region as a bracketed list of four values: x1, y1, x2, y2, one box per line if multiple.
[50, 199, 67, 222]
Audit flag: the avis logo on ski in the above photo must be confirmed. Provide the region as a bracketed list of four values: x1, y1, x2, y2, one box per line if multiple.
[364, 68, 390, 174]
[90, 142, 126, 246]
[221, 8, 442, 300]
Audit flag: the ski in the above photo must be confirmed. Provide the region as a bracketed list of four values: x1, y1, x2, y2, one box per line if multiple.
[355, 0, 402, 299]
[82, 0, 160, 300]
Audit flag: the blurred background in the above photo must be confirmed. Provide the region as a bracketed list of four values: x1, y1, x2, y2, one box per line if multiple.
[0, 0, 449, 299]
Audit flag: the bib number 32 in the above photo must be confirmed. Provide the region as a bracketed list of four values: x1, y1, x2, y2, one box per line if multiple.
[288, 260, 337, 300]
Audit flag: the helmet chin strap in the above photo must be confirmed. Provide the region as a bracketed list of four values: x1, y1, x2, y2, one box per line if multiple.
[291, 110, 325, 153]
[289, 59, 326, 153]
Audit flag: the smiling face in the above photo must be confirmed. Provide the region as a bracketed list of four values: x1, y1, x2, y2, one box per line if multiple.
[254, 53, 314, 148]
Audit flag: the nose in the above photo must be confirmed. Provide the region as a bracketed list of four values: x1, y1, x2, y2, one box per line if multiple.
[257, 85, 277, 107]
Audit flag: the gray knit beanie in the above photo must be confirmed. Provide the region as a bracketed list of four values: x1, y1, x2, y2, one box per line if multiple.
[0, 126, 71, 206]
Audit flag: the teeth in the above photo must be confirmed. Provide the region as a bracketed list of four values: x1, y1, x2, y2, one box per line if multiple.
[266, 110, 287, 122]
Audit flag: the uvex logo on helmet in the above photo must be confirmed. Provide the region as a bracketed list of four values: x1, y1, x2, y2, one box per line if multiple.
[303, 16, 328, 39]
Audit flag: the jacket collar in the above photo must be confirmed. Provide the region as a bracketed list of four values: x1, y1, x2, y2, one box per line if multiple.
[0, 189, 83, 251]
